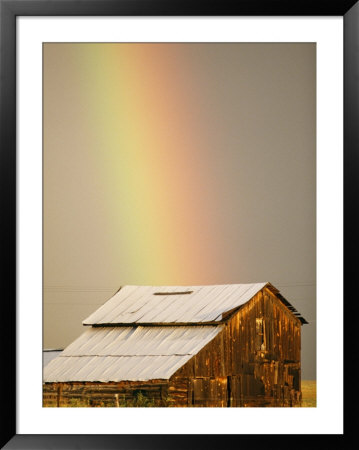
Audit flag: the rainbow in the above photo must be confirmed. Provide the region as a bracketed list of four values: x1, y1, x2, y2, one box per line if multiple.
[63, 43, 225, 284]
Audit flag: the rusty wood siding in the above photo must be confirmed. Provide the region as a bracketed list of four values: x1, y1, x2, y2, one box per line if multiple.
[167, 377, 189, 407]
[170, 288, 302, 406]
[168, 376, 228, 407]
[43, 380, 168, 407]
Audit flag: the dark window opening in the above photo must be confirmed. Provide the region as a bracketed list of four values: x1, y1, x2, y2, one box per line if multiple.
[255, 317, 266, 352]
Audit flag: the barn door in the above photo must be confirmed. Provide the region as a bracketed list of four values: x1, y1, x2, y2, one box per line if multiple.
[227, 375, 242, 407]
[227, 376, 232, 407]
[190, 378, 228, 407]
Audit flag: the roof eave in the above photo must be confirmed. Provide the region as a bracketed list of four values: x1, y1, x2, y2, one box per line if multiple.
[85, 321, 224, 327]
[265, 283, 309, 325]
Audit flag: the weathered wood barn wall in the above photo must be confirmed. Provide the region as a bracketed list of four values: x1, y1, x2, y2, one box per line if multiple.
[43, 283, 307, 407]
[169, 287, 302, 407]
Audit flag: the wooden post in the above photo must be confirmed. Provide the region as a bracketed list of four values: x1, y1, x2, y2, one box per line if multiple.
[57, 384, 62, 407]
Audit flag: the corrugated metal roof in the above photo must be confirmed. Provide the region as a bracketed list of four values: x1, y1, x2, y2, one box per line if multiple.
[43, 325, 222, 382]
[83, 283, 268, 325]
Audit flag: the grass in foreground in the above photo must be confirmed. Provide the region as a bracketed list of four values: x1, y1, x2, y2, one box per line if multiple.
[301, 380, 316, 407]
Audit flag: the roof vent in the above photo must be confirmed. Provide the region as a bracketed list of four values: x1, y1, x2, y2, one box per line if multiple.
[153, 291, 193, 295]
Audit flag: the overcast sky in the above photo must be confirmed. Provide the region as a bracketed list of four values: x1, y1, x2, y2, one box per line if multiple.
[43, 43, 316, 379]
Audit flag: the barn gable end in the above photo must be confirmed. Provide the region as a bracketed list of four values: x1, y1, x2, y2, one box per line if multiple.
[168, 286, 302, 406]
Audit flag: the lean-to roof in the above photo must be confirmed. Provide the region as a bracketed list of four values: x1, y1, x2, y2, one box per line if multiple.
[43, 325, 222, 382]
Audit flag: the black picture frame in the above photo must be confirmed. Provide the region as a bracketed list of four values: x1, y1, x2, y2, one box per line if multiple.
[1, 0, 356, 448]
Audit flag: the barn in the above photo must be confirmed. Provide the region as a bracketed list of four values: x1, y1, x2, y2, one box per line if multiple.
[43, 282, 307, 407]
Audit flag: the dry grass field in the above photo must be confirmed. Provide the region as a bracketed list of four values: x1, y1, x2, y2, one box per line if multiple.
[301, 380, 316, 407]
